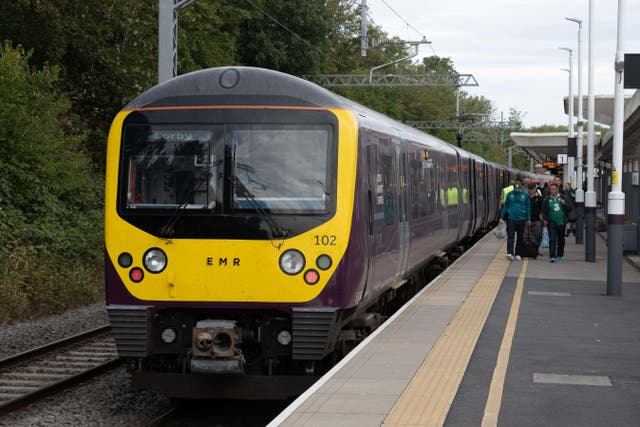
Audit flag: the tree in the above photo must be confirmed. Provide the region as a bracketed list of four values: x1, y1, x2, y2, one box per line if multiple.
[0, 43, 103, 320]
[233, 0, 335, 75]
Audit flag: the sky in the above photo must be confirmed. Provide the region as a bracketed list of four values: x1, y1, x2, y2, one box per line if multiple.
[367, 0, 640, 128]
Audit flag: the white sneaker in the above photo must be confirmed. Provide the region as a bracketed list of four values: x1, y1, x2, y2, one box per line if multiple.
[507, 254, 514, 261]
[515, 255, 522, 261]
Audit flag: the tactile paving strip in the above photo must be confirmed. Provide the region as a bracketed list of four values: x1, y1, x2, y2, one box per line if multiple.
[383, 243, 510, 427]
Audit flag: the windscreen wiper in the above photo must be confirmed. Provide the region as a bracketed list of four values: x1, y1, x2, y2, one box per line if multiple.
[159, 172, 211, 238]
[229, 175, 288, 239]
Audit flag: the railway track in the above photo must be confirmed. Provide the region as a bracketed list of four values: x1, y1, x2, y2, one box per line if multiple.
[0, 324, 121, 415]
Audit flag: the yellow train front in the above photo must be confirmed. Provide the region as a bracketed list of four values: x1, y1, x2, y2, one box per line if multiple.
[105, 67, 363, 398]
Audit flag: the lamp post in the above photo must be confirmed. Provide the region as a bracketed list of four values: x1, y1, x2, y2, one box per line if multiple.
[559, 47, 575, 187]
[585, 0, 597, 262]
[567, 17, 584, 244]
[607, 0, 626, 296]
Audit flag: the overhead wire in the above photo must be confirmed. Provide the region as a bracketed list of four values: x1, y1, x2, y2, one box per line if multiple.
[376, 0, 437, 55]
[378, 0, 426, 38]
[242, 0, 342, 69]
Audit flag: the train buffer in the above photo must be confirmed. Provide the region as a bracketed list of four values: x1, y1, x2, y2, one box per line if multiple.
[268, 231, 640, 426]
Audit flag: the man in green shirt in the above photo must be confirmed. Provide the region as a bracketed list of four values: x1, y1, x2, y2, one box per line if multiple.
[542, 183, 573, 262]
[500, 180, 531, 261]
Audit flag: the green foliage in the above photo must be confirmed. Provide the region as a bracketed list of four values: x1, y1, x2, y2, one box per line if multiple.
[233, 0, 336, 75]
[0, 0, 549, 322]
[0, 43, 103, 322]
[528, 124, 568, 132]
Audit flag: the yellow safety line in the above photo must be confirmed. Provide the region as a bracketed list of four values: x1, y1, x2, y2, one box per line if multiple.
[482, 259, 528, 427]
[382, 243, 510, 427]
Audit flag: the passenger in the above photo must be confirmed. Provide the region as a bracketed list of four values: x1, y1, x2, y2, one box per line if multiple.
[502, 179, 515, 204]
[541, 182, 550, 199]
[500, 177, 516, 225]
[500, 180, 531, 261]
[542, 176, 564, 198]
[527, 183, 543, 252]
[542, 183, 573, 262]
[564, 182, 576, 236]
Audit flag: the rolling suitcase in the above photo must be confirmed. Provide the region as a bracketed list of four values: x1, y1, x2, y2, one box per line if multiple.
[520, 223, 539, 259]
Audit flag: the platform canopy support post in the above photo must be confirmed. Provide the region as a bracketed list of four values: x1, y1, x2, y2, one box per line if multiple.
[607, 0, 625, 296]
[585, 0, 597, 262]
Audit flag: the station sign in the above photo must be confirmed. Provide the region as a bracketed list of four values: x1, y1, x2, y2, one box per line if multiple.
[557, 154, 568, 165]
[624, 54, 640, 89]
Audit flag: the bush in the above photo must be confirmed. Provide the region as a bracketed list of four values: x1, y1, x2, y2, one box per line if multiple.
[0, 43, 104, 323]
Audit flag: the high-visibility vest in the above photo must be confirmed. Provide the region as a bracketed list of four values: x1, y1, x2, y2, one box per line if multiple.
[502, 185, 514, 203]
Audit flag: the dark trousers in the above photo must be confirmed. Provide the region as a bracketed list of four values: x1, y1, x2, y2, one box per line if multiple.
[507, 219, 525, 256]
[547, 222, 566, 258]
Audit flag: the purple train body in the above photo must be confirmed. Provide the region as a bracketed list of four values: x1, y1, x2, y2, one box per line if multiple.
[104, 67, 548, 398]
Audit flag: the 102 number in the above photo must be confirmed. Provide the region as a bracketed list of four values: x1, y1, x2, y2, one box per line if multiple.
[314, 235, 336, 246]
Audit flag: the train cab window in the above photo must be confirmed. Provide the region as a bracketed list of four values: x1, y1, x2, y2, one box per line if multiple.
[122, 126, 224, 210]
[230, 124, 332, 214]
[118, 109, 337, 239]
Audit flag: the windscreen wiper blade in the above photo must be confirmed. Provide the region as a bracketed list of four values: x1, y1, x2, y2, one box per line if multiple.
[159, 172, 210, 238]
[229, 176, 288, 239]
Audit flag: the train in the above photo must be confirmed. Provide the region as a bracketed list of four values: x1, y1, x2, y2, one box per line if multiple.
[104, 66, 550, 399]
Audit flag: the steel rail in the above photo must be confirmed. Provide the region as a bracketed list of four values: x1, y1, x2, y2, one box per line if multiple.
[0, 324, 121, 415]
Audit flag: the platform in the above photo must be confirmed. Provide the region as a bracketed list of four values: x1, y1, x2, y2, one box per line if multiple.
[268, 230, 640, 427]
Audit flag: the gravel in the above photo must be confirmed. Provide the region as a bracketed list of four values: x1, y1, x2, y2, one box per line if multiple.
[0, 303, 172, 426]
[0, 302, 109, 359]
[0, 367, 172, 427]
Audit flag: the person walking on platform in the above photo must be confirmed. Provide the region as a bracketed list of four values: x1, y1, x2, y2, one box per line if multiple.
[542, 183, 573, 262]
[564, 182, 577, 236]
[502, 177, 516, 205]
[500, 180, 531, 261]
[527, 183, 543, 252]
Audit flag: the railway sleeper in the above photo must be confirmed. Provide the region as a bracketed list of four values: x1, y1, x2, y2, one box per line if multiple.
[0, 386, 41, 393]
[1, 372, 68, 380]
[0, 379, 46, 387]
[14, 366, 85, 375]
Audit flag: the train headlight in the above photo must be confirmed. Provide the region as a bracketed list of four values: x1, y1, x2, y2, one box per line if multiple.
[129, 267, 144, 283]
[279, 249, 305, 275]
[143, 248, 167, 273]
[277, 330, 292, 346]
[161, 328, 177, 344]
[316, 254, 332, 270]
[303, 269, 320, 285]
[117, 252, 133, 268]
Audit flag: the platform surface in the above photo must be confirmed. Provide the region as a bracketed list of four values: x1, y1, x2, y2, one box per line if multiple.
[269, 231, 640, 427]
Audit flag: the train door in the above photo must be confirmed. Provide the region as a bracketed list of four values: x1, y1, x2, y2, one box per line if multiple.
[365, 132, 402, 296]
[482, 162, 490, 227]
[362, 135, 375, 303]
[439, 150, 448, 248]
[470, 158, 477, 234]
[396, 138, 410, 280]
[453, 153, 465, 242]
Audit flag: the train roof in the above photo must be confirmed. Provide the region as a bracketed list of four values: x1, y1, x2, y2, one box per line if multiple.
[123, 66, 456, 152]
[124, 67, 347, 110]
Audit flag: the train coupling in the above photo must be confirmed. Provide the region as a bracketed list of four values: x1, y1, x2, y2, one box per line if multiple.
[190, 319, 244, 375]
